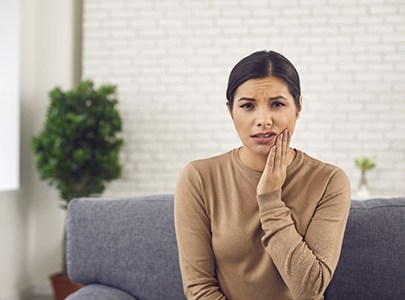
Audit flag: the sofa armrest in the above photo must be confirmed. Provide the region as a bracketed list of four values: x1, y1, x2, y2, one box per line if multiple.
[65, 284, 137, 300]
[66, 195, 185, 299]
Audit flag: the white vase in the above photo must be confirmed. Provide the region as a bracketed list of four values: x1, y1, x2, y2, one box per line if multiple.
[357, 171, 370, 198]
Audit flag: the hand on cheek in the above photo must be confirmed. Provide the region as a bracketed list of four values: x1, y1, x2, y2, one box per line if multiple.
[256, 129, 291, 195]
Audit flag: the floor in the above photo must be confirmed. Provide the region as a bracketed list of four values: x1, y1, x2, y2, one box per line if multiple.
[23, 296, 53, 300]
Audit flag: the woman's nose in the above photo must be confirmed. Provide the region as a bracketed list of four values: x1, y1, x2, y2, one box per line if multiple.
[256, 109, 272, 127]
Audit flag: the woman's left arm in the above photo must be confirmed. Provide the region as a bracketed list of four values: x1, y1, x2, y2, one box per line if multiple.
[256, 131, 351, 299]
[257, 170, 350, 299]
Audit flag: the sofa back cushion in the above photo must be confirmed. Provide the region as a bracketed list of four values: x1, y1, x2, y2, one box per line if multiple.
[325, 198, 405, 299]
[67, 195, 405, 299]
[66, 194, 185, 300]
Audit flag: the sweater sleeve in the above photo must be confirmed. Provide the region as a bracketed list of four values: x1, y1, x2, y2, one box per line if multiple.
[174, 163, 227, 300]
[256, 169, 351, 300]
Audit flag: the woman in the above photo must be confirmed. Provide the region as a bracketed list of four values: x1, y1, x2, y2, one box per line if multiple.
[174, 50, 351, 300]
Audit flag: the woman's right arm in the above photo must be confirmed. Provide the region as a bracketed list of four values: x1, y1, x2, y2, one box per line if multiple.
[174, 163, 227, 300]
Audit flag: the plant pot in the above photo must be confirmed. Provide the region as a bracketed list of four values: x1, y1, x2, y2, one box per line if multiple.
[49, 273, 82, 300]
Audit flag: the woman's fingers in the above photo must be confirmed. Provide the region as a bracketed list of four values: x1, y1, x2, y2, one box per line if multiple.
[283, 129, 291, 167]
[274, 130, 290, 172]
[266, 145, 276, 173]
[274, 133, 282, 171]
[257, 130, 291, 195]
[281, 131, 287, 168]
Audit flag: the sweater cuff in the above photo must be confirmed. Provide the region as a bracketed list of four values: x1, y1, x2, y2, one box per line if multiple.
[256, 190, 286, 213]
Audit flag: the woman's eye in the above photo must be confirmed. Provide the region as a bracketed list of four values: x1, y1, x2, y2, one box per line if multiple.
[271, 101, 285, 108]
[240, 103, 254, 110]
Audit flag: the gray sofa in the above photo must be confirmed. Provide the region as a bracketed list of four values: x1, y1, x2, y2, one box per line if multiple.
[66, 195, 405, 300]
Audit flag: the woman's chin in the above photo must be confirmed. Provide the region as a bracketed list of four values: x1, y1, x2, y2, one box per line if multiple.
[243, 143, 273, 157]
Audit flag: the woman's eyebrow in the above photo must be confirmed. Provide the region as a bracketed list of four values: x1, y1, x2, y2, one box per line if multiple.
[237, 95, 287, 102]
[237, 97, 256, 102]
[269, 95, 288, 101]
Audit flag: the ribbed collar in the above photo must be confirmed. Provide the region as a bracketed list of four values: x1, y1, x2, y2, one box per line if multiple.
[231, 147, 303, 177]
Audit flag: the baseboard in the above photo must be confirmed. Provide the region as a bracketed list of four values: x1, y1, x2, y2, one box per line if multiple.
[0, 282, 53, 300]
[0, 286, 45, 300]
[20, 284, 53, 300]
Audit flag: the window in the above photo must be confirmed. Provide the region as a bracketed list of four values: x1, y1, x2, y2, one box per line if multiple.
[0, 0, 20, 191]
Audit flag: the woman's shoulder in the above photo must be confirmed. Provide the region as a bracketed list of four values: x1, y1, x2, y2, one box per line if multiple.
[176, 149, 238, 197]
[177, 149, 237, 188]
[298, 151, 351, 204]
[186, 149, 236, 172]
[299, 150, 349, 181]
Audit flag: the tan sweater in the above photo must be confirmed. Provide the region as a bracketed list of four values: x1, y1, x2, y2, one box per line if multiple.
[175, 148, 351, 300]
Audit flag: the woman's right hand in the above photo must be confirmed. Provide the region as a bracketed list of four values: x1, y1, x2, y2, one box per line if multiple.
[256, 129, 291, 195]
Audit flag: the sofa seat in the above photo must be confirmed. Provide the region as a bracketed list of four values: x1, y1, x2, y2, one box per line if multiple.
[66, 284, 137, 300]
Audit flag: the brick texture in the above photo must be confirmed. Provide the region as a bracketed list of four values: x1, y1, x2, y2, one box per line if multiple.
[83, 0, 405, 197]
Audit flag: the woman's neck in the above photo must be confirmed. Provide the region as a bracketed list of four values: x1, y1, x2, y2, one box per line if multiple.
[238, 146, 296, 172]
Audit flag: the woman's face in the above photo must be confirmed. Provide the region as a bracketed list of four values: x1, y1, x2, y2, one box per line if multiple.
[229, 76, 301, 158]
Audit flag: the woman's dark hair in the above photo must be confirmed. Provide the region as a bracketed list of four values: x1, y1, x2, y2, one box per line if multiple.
[226, 50, 301, 111]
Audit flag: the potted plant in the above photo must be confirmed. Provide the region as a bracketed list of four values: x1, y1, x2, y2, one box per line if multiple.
[32, 80, 124, 300]
[354, 156, 376, 198]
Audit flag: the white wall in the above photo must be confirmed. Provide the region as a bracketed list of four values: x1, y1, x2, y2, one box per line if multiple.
[83, 0, 405, 198]
[22, 0, 82, 296]
[0, 0, 81, 298]
[0, 192, 28, 300]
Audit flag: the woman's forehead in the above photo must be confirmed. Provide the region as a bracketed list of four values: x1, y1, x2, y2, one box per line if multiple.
[236, 76, 290, 96]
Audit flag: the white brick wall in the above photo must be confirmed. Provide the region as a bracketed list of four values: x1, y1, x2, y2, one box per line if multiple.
[83, 0, 405, 197]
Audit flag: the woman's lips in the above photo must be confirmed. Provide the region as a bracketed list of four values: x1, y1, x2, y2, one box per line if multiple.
[251, 132, 277, 144]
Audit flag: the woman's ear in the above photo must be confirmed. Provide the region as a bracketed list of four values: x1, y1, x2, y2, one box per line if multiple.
[226, 102, 233, 119]
[296, 96, 303, 119]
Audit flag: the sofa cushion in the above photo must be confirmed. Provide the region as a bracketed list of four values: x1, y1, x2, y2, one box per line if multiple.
[65, 284, 137, 300]
[66, 194, 185, 300]
[325, 198, 405, 299]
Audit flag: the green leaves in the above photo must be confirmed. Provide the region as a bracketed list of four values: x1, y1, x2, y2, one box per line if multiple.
[32, 80, 124, 207]
[354, 156, 376, 172]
